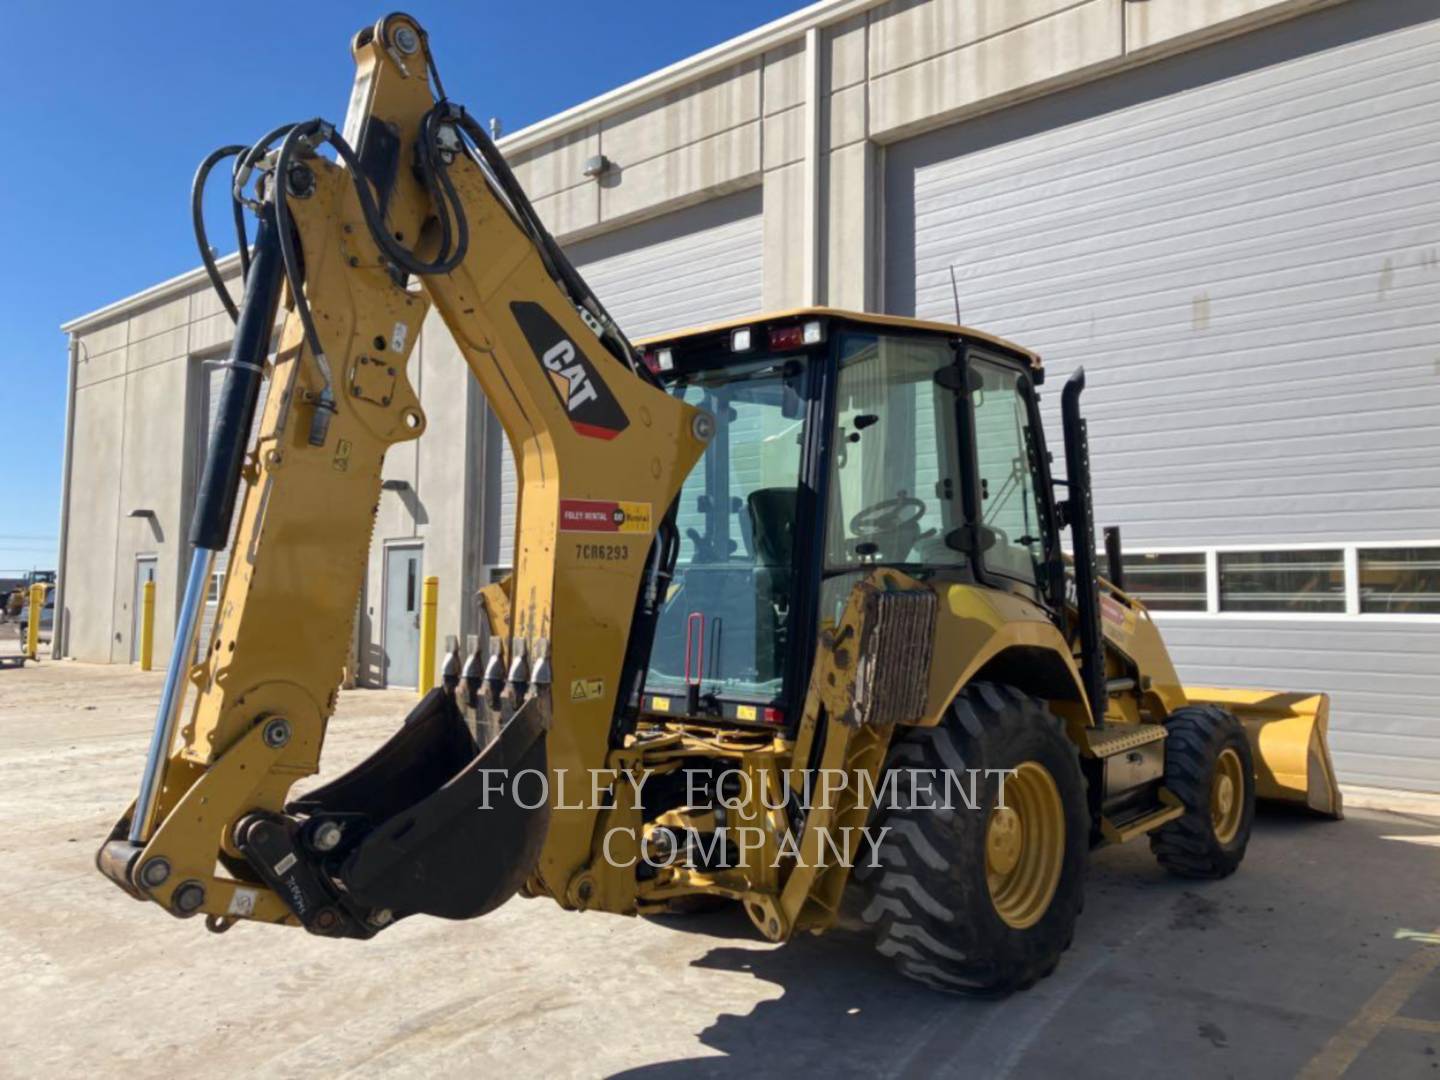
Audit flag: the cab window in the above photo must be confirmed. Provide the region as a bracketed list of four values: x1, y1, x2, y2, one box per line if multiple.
[824, 332, 966, 571]
[969, 356, 1046, 587]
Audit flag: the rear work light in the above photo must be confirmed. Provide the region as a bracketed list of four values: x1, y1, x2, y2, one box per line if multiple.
[767, 320, 825, 351]
[731, 327, 753, 352]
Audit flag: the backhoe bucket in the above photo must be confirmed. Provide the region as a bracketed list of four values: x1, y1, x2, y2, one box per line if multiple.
[1185, 687, 1344, 818]
[285, 688, 550, 922]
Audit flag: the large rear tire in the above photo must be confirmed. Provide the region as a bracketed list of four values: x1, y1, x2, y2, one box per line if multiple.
[857, 682, 1088, 994]
[1149, 704, 1255, 879]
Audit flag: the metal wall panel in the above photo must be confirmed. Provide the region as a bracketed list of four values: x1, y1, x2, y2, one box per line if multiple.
[496, 188, 764, 565]
[886, 0, 1440, 546]
[885, 0, 1440, 792]
[1157, 618, 1440, 793]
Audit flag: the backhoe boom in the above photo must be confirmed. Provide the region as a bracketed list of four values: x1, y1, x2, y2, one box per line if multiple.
[99, 13, 708, 932]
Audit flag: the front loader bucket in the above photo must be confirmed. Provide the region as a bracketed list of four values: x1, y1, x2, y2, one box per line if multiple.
[286, 688, 550, 921]
[1185, 687, 1343, 818]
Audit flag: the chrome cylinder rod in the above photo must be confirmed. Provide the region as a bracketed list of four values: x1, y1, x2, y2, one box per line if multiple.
[128, 204, 285, 846]
[128, 547, 213, 843]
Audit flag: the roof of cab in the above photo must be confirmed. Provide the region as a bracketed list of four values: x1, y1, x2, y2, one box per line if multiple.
[633, 307, 1041, 368]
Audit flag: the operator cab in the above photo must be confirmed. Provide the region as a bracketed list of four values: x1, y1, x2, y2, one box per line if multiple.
[635, 308, 1056, 732]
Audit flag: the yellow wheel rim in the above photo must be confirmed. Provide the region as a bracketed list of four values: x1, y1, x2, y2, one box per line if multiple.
[1211, 747, 1245, 845]
[986, 761, 1065, 930]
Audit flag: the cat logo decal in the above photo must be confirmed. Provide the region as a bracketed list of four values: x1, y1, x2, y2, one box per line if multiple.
[511, 301, 629, 440]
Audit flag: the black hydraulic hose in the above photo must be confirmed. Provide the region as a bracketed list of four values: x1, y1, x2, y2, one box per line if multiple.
[191, 145, 248, 322]
[189, 206, 286, 551]
[233, 122, 300, 207]
[231, 153, 251, 283]
[320, 113, 469, 277]
[447, 109, 658, 389]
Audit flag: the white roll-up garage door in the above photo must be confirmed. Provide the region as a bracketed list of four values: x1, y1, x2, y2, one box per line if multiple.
[884, 0, 1440, 792]
[495, 187, 764, 566]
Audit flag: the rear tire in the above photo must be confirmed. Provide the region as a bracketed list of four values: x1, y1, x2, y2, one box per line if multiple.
[1149, 705, 1255, 879]
[858, 682, 1088, 994]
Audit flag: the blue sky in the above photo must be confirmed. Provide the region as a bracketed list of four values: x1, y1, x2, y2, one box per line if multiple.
[0, 0, 800, 577]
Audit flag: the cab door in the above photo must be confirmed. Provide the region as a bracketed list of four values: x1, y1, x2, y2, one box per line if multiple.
[959, 350, 1060, 605]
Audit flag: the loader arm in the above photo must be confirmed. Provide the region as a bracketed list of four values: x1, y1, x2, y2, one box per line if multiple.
[98, 14, 709, 933]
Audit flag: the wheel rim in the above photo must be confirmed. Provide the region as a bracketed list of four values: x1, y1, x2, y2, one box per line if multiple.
[1211, 747, 1245, 845]
[986, 760, 1065, 930]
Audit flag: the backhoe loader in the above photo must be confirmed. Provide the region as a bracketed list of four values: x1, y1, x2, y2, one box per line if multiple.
[98, 13, 1342, 994]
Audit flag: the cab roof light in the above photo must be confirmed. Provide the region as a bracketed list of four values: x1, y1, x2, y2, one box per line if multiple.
[768, 320, 825, 352]
[731, 327, 753, 352]
[656, 347, 674, 372]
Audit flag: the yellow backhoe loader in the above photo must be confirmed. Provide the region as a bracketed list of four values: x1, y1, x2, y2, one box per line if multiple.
[97, 14, 1342, 993]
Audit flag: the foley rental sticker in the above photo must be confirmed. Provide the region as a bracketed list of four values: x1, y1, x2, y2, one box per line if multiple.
[559, 499, 653, 534]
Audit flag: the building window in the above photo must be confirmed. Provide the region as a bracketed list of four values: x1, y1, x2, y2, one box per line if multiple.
[1218, 549, 1344, 613]
[1119, 552, 1207, 611]
[206, 570, 225, 604]
[1359, 546, 1440, 615]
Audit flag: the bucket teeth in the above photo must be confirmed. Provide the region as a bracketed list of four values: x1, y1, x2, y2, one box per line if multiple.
[482, 638, 506, 710]
[528, 637, 551, 698]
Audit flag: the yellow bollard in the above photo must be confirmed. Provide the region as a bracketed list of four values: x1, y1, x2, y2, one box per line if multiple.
[418, 575, 438, 695]
[139, 579, 156, 671]
[25, 583, 43, 660]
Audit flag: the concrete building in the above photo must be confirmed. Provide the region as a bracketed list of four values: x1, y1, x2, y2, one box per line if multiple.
[58, 0, 1439, 792]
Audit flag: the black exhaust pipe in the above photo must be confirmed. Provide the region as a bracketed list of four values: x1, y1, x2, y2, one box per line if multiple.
[1060, 369, 1106, 723]
[1104, 526, 1125, 591]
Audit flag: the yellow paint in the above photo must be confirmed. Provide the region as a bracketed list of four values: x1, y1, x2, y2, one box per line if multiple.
[1396, 929, 1440, 945]
[24, 583, 42, 660]
[418, 575, 438, 696]
[139, 579, 155, 672]
[1298, 927, 1440, 1079]
[922, 582, 1090, 728]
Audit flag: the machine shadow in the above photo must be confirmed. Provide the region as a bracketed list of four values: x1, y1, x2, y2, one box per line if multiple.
[608, 806, 1437, 1079]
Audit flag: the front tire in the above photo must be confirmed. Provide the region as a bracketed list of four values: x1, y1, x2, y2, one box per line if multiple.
[858, 682, 1088, 994]
[1150, 704, 1255, 878]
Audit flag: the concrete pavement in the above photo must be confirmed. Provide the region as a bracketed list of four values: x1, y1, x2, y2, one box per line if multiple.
[0, 661, 1435, 1078]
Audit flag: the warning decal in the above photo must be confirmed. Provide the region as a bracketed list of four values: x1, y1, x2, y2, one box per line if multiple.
[1100, 594, 1132, 629]
[560, 499, 652, 534]
[570, 678, 605, 702]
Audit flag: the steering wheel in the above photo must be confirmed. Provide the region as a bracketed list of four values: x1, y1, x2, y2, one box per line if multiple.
[850, 495, 927, 537]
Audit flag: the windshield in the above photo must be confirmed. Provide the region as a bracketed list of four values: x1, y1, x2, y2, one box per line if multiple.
[646, 357, 808, 703]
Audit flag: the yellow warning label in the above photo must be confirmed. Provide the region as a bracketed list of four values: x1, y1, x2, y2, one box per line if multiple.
[650, 696, 671, 712]
[736, 705, 757, 721]
[570, 678, 605, 702]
